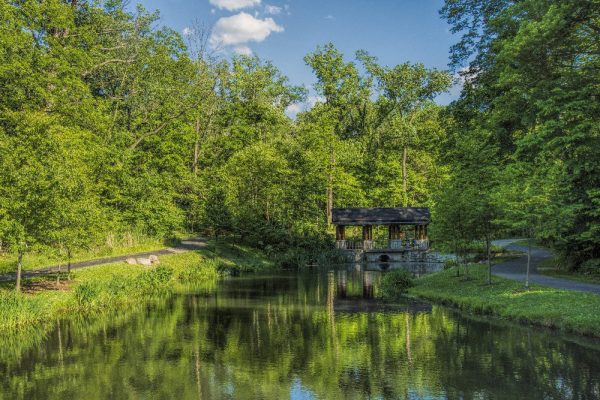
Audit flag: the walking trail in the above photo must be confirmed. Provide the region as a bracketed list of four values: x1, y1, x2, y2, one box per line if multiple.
[492, 239, 600, 295]
[0, 238, 208, 283]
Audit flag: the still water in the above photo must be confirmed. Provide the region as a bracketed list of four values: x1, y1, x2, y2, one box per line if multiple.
[2, 267, 600, 399]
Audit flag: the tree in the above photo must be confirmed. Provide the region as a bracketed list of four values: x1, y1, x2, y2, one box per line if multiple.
[493, 162, 557, 288]
[441, 0, 600, 267]
[204, 188, 232, 239]
[0, 114, 70, 290]
[357, 51, 452, 206]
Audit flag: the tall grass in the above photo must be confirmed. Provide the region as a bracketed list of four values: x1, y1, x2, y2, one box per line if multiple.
[0, 251, 224, 332]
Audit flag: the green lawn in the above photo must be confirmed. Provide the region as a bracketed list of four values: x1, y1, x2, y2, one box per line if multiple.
[408, 264, 600, 338]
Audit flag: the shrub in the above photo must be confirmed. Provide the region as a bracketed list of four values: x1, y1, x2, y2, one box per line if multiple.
[380, 269, 414, 300]
[73, 282, 101, 307]
[579, 259, 600, 276]
[179, 260, 221, 280]
[444, 259, 459, 270]
[136, 265, 174, 293]
[0, 292, 46, 329]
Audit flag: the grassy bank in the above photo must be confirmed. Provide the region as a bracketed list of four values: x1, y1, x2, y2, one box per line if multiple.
[0, 242, 273, 333]
[407, 265, 600, 338]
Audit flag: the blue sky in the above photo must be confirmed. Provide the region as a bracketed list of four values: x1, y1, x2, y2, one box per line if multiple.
[138, 0, 459, 113]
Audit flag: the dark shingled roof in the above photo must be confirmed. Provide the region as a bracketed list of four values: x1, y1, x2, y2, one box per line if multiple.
[332, 207, 430, 225]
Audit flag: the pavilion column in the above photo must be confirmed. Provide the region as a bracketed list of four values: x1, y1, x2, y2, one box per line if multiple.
[362, 225, 372, 241]
[389, 224, 402, 240]
[335, 225, 346, 241]
[389, 224, 402, 249]
[424, 225, 428, 239]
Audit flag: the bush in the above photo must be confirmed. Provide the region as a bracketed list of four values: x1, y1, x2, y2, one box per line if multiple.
[579, 259, 600, 276]
[444, 259, 459, 270]
[73, 282, 101, 307]
[380, 269, 414, 300]
[180, 259, 224, 280]
[0, 292, 46, 329]
[136, 265, 174, 293]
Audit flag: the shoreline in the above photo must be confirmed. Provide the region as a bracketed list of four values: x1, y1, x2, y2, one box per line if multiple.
[0, 243, 273, 333]
[407, 264, 600, 338]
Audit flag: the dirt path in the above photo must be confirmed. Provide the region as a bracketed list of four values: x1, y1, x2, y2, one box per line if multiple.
[0, 238, 208, 282]
[492, 239, 600, 295]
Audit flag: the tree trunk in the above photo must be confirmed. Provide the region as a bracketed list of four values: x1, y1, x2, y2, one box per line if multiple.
[402, 146, 408, 206]
[454, 241, 460, 277]
[486, 236, 492, 285]
[15, 251, 23, 292]
[326, 145, 335, 225]
[67, 248, 72, 280]
[193, 117, 201, 176]
[525, 237, 531, 289]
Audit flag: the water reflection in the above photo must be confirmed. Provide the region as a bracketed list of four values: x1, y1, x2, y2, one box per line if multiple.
[1, 269, 600, 399]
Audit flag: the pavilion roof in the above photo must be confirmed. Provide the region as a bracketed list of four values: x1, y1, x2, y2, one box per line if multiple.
[332, 207, 430, 225]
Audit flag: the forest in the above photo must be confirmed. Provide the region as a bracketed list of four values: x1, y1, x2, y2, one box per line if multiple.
[0, 0, 598, 288]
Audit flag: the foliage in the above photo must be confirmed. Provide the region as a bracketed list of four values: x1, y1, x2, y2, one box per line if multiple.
[380, 269, 414, 299]
[0, 0, 597, 288]
[440, 0, 600, 267]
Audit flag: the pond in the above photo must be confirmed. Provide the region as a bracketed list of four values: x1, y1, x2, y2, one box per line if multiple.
[2, 267, 600, 399]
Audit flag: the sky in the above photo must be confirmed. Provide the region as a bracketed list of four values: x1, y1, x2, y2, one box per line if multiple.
[137, 0, 460, 115]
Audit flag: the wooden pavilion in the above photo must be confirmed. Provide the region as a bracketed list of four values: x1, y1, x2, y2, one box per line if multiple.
[332, 207, 430, 251]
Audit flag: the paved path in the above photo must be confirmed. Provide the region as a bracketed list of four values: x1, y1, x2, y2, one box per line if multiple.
[492, 239, 600, 294]
[0, 238, 208, 282]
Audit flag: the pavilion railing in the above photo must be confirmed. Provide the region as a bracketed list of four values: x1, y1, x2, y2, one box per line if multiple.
[336, 239, 429, 251]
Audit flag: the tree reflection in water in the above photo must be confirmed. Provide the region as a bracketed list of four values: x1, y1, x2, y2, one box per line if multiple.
[1, 268, 600, 399]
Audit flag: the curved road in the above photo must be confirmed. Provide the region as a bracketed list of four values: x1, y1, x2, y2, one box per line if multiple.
[492, 239, 600, 295]
[0, 238, 208, 283]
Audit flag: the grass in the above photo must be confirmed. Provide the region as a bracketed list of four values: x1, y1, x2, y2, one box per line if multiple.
[535, 256, 600, 285]
[511, 238, 546, 248]
[509, 240, 600, 285]
[0, 232, 176, 274]
[205, 239, 274, 272]
[407, 264, 600, 338]
[0, 242, 273, 333]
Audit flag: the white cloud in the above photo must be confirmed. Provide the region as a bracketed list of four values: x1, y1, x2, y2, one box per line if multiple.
[285, 103, 303, 119]
[324, 15, 334, 20]
[285, 95, 324, 119]
[307, 95, 325, 107]
[210, 12, 283, 48]
[265, 4, 282, 15]
[209, 0, 260, 11]
[182, 27, 194, 36]
[233, 45, 253, 55]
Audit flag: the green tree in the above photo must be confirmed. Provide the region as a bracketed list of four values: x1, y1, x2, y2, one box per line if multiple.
[441, 0, 600, 267]
[357, 51, 452, 206]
